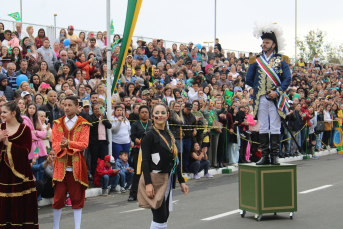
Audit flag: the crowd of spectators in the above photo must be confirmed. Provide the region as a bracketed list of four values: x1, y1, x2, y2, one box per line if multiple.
[0, 21, 342, 201]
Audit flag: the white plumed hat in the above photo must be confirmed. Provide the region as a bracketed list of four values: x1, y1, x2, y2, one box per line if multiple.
[253, 22, 286, 53]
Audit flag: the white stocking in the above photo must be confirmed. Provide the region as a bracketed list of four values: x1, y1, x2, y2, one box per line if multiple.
[53, 209, 62, 229]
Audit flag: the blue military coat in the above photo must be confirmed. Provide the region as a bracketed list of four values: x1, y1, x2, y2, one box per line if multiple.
[245, 53, 291, 119]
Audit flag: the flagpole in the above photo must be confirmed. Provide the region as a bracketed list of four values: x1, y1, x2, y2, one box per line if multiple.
[106, 0, 112, 156]
[20, 0, 22, 21]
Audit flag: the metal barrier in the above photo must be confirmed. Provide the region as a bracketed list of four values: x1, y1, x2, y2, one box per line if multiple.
[0, 19, 251, 57]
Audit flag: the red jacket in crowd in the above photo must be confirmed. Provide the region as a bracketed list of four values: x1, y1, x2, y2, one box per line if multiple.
[94, 158, 118, 187]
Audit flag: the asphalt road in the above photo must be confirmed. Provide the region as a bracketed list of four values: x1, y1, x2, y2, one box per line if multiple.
[38, 153, 343, 229]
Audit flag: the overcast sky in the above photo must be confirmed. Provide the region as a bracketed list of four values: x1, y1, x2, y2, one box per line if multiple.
[1, 0, 343, 58]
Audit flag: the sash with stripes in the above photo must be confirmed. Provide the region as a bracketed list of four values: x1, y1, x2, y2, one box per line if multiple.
[256, 55, 282, 87]
[277, 94, 290, 111]
[256, 55, 290, 111]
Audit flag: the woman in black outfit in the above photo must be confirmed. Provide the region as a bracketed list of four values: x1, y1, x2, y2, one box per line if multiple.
[128, 106, 152, 201]
[141, 103, 188, 228]
[86, 103, 112, 177]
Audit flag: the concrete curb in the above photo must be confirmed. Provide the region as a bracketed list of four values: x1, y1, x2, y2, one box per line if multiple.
[38, 148, 338, 207]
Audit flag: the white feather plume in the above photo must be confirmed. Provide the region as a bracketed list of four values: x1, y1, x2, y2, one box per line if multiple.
[253, 21, 286, 53]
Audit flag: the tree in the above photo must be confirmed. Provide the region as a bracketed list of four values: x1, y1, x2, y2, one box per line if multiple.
[296, 29, 343, 64]
[296, 29, 326, 62]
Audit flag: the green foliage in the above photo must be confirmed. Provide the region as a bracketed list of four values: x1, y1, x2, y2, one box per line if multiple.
[296, 29, 343, 64]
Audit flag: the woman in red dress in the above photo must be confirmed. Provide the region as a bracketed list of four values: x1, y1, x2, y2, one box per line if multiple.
[0, 101, 39, 229]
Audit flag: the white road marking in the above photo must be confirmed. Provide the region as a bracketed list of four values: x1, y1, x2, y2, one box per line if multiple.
[120, 208, 145, 213]
[299, 185, 333, 194]
[120, 200, 179, 213]
[201, 209, 241, 221]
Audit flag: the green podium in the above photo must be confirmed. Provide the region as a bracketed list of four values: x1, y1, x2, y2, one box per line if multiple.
[238, 163, 297, 221]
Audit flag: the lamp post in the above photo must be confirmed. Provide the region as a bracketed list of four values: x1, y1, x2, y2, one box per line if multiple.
[20, 0, 22, 22]
[106, 0, 112, 155]
[295, 0, 297, 60]
[54, 14, 57, 43]
[214, 0, 216, 50]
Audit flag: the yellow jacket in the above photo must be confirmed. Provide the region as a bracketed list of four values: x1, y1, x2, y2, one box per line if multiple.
[338, 110, 343, 127]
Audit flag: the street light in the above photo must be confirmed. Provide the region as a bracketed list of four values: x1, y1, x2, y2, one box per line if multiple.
[214, 0, 216, 51]
[204, 41, 214, 49]
[54, 14, 57, 43]
[20, 0, 22, 21]
[295, 0, 297, 60]
[106, 0, 112, 155]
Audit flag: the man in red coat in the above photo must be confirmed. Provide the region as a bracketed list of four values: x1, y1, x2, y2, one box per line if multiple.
[94, 155, 120, 196]
[52, 96, 90, 229]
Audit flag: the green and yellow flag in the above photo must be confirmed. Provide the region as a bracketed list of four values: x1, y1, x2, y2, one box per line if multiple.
[111, 0, 143, 95]
[8, 12, 21, 21]
[224, 90, 234, 106]
[110, 19, 114, 35]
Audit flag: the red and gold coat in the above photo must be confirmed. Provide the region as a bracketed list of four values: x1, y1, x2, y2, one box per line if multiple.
[52, 116, 91, 188]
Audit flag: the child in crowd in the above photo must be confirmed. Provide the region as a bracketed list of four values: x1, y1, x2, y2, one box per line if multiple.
[8, 31, 20, 49]
[55, 76, 65, 93]
[237, 104, 249, 138]
[307, 139, 319, 159]
[116, 151, 134, 193]
[94, 155, 120, 196]
[250, 145, 262, 162]
[202, 120, 211, 155]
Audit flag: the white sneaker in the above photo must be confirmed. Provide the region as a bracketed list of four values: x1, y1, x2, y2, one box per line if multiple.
[120, 187, 126, 193]
[102, 189, 108, 196]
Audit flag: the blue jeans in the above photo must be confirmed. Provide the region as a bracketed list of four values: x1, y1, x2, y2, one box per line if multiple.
[119, 171, 134, 188]
[330, 127, 336, 147]
[182, 138, 192, 170]
[316, 132, 323, 149]
[112, 142, 130, 160]
[175, 139, 183, 154]
[228, 142, 239, 164]
[301, 126, 308, 153]
[280, 130, 291, 155]
[100, 174, 120, 190]
[189, 160, 210, 175]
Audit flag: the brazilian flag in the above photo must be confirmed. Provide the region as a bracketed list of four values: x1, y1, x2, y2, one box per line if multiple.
[224, 90, 233, 106]
[111, 0, 143, 95]
[8, 12, 21, 21]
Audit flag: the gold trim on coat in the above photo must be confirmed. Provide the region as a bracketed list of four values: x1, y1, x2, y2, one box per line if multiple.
[0, 187, 37, 197]
[6, 142, 31, 182]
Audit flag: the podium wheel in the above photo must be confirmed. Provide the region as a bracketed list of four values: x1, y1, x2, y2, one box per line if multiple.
[256, 215, 262, 221]
[240, 210, 246, 218]
[290, 212, 294, 219]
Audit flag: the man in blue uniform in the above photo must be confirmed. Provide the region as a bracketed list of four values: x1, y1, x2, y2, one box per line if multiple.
[246, 22, 291, 165]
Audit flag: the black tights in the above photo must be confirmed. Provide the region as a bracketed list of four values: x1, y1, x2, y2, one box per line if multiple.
[151, 195, 170, 223]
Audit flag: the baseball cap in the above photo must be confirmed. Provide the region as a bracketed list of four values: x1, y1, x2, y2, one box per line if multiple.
[127, 55, 133, 58]
[136, 77, 145, 86]
[82, 100, 90, 107]
[156, 84, 163, 89]
[142, 90, 150, 95]
[135, 65, 141, 70]
[186, 60, 192, 64]
[198, 70, 204, 75]
[185, 103, 192, 110]
[104, 155, 116, 165]
[68, 25, 74, 30]
[137, 56, 143, 60]
[21, 91, 30, 98]
[26, 42, 33, 48]
[188, 41, 193, 45]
